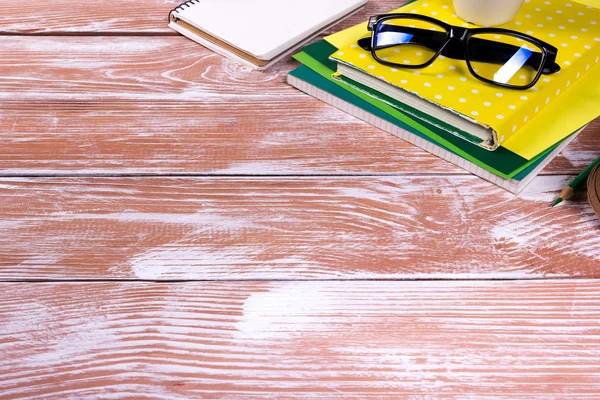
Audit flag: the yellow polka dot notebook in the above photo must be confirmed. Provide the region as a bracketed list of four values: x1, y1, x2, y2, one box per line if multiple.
[330, 0, 600, 151]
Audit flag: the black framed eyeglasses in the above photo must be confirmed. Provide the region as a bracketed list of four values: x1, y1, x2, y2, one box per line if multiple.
[358, 13, 561, 90]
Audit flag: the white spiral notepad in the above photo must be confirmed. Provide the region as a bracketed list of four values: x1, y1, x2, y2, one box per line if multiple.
[169, 0, 368, 70]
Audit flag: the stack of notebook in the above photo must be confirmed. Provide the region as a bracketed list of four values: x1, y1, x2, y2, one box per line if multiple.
[288, 0, 600, 193]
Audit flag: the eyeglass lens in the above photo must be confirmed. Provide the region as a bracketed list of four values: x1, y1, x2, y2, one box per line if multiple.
[374, 18, 447, 66]
[467, 34, 543, 87]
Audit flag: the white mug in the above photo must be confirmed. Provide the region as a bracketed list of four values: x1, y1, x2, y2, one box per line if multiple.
[453, 0, 525, 26]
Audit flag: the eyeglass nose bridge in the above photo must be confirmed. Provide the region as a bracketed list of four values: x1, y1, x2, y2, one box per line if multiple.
[448, 26, 469, 41]
[435, 26, 469, 60]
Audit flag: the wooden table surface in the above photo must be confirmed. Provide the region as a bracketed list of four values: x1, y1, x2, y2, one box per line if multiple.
[1, 0, 600, 398]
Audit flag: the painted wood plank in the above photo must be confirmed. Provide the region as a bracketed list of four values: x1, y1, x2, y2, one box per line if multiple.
[1, 177, 598, 281]
[0, 0, 401, 34]
[0, 35, 597, 175]
[1, 101, 597, 176]
[0, 36, 296, 101]
[2, 280, 600, 398]
[0, 0, 183, 34]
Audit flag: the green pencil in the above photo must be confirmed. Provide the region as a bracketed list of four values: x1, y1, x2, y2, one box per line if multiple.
[552, 155, 600, 207]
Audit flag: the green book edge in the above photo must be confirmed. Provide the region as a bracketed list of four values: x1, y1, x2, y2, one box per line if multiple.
[294, 40, 567, 179]
[290, 64, 562, 182]
[334, 74, 485, 146]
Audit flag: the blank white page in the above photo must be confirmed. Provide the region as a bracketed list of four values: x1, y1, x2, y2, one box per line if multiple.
[174, 0, 367, 60]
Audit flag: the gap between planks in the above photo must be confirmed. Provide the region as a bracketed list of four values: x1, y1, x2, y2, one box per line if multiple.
[3, 276, 600, 284]
[0, 173, 571, 178]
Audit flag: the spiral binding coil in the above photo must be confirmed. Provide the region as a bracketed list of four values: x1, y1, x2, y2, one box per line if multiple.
[169, 0, 202, 22]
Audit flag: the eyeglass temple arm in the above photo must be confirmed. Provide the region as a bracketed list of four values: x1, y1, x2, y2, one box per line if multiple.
[357, 26, 560, 74]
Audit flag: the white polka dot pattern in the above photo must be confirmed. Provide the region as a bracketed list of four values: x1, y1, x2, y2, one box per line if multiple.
[329, 0, 600, 146]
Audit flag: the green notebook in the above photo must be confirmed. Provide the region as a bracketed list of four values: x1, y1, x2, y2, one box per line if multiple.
[288, 64, 580, 192]
[294, 40, 575, 180]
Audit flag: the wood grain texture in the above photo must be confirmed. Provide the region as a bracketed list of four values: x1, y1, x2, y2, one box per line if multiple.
[0, 9, 597, 176]
[1, 177, 598, 281]
[0, 100, 598, 176]
[0, 33, 600, 176]
[2, 280, 600, 399]
[2, 0, 599, 397]
[0, 34, 597, 175]
[0, 0, 402, 34]
[0, 36, 296, 101]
